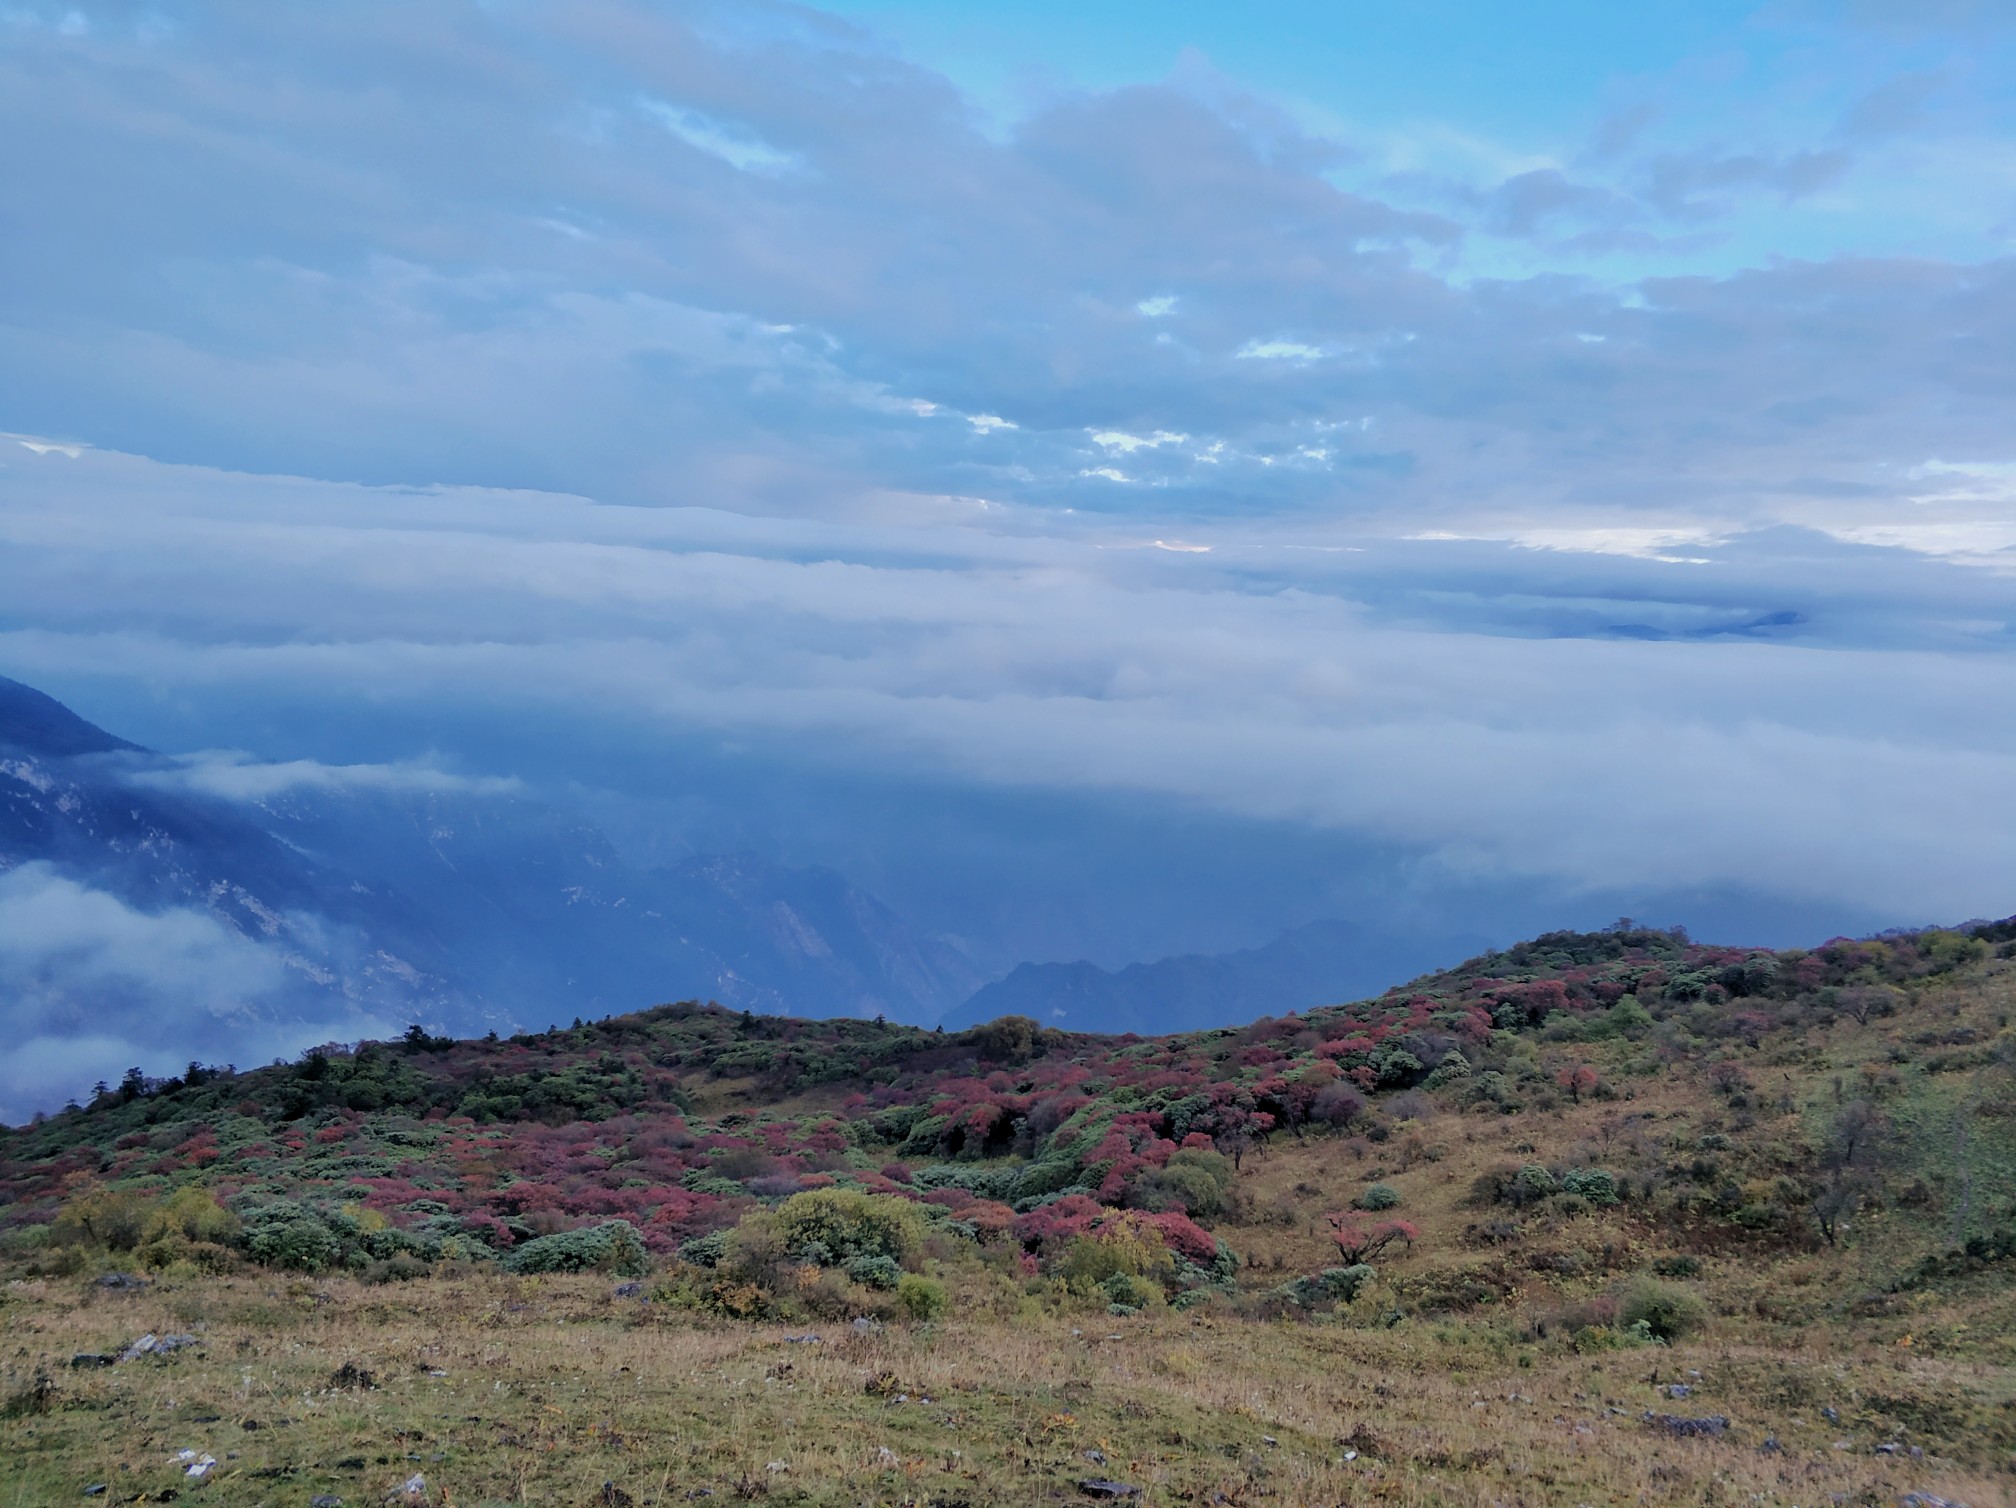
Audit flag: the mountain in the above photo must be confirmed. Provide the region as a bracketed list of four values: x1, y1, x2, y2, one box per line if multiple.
[0, 675, 991, 1116]
[942, 917, 1489, 1033]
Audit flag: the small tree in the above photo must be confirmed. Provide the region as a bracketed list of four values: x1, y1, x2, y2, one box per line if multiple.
[1327, 1214, 1417, 1264]
[1557, 1064, 1600, 1104]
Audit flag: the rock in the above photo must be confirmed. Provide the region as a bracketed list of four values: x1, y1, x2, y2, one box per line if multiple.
[120, 1334, 160, 1361]
[1822, 1406, 1840, 1423]
[309, 1498, 345, 1508]
[1077, 1482, 1141, 1499]
[69, 1353, 114, 1369]
[94, 1272, 148, 1291]
[782, 1333, 822, 1344]
[1758, 1438, 1782, 1455]
[1665, 1384, 1692, 1399]
[386, 1473, 426, 1501]
[1083, 1450, 1107, 1466]
[1899, 1496, 1967, 1508]
[1875, 1443, 1901, 1455]
[851, 1317, 881, 1333]
[185, 1455, 216, 1480]
[119, 1332, 199, 1363]
[1641, 1412, 1730, 1439]
[82, 1488, 106, 1498]
[611, 1282, 644, 1298]
[329, 1362, 377, 1390]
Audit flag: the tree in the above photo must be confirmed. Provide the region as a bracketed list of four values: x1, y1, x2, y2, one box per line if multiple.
[1327, 1214, 1418, 1264]
[1557, 1064, 1600, 1104]
[1812, 1099, 1883, 1246]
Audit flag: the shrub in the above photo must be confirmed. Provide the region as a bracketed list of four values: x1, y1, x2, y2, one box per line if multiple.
[1513, 1164, 1559, 1204]
[844, 1253, 903, 1290]
[1355, 1183, 1401, 1212]
[504, 1220, 647, 1277]
[1618, 1279, 1706, 1343]
[51, 1188, 156, 1252]
[1560, 1169, 1620, 1206]
[768, 1188, 926, 1270]
[239, 1202, 343, 1272]
[144, 1187, 239, 1246]
[1058, 1214, 1176, 1290]
[894, 1273, 947, 1321]
[677, 1230, 732, 1268]
[1128, 1149, 1235, 1219]
[1100, 1271, 1161, 1311]
[361, 1253, 431, 1284]
[1279, 1264, 1375, 1310]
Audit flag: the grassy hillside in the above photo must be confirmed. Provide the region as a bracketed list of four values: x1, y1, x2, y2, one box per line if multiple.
[4, 919, 2015, 1505]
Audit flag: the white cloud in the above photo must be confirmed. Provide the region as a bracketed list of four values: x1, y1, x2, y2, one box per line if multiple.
[145, 753, 524, 803]
[1235, 338, 1325, 360]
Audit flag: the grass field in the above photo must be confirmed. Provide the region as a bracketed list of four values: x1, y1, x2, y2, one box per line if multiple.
[6, 1218, 2015, 1506]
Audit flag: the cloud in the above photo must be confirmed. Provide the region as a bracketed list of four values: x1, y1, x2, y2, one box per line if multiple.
[0, 862, 399, 1121]
[1, 445, 2011, 948]
[147, 753, 524, 803]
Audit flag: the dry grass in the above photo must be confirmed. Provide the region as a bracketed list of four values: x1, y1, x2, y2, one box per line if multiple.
[3, 1269, 2011, 1507]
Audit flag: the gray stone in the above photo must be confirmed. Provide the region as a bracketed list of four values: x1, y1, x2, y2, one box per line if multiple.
[1641, 1412, 1730, 1439]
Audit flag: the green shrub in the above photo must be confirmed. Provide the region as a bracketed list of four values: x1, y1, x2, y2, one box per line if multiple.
[1513, 1164, 1558, 1203]
[1618, 1279, 1706, 1343]
[1058, 1214, 1176, 1290]
[504, 1220, 647, 1277]
[1560, 1169, 1620, 1206]
[1129, 1149, 1236, 1218]
[769, 1188, 926, 1270]
[144, 1187, 239, 1245]
[1278, 1264, 1375, 1310]
[894, 1273, 948, 1321]
[677, 1230, 731, 1268]
[844, 1253, 903, 1290]
[361, 1252, 431, 1284]
[1356, 1183, 1401, 1212]
[239, 1201, 343, 1272]
[1651, 1254, 1701, 1278]
[1100, 1271, 1160, 1310]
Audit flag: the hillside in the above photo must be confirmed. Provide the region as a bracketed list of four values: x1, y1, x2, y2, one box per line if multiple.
[4, 917, 2016, 1504]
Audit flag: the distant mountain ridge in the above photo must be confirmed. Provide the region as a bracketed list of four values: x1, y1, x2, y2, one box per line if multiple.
[943, 917, 1489, 1034]
[0, 674, 1481, 1116]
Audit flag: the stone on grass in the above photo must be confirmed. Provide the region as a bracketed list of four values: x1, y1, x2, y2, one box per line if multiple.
[1641, 1412, 1729, 1438]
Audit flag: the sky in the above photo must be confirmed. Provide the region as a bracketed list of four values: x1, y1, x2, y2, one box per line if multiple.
[2, 0, 2015, 1054]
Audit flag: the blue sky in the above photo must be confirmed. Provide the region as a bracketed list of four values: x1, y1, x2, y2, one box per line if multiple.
[1, 0, 2014, 1045]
